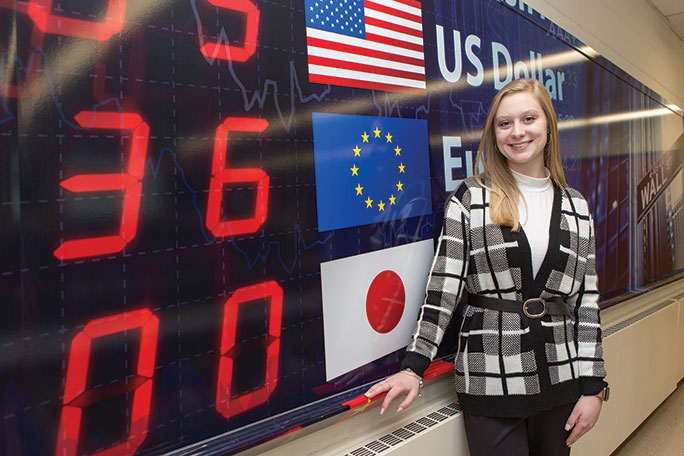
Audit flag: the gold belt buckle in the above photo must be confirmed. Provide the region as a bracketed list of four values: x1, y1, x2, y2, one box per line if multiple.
[523, 298, 547, 318]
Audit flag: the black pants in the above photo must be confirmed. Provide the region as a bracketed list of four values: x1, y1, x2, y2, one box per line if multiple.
[463, 403, 574, 456]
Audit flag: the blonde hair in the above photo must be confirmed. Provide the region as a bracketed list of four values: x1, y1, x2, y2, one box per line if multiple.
[474, 78, 566, 231]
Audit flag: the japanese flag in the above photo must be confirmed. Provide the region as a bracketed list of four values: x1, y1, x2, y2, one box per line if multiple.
[320, 240, 434, 381]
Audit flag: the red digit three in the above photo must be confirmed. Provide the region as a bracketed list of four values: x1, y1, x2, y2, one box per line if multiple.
[54, 111, 149, 260]
[55, 308, 159, 456]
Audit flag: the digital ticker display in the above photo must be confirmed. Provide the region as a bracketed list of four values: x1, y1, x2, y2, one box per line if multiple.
[1, 0, 682, 455]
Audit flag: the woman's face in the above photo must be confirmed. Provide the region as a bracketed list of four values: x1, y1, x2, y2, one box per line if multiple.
[493, 91, 549, 177]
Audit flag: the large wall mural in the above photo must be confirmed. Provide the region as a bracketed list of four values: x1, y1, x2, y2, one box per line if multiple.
[1, 0, 682, 454]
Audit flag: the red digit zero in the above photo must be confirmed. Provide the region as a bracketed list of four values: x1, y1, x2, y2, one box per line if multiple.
[216, 281, 283, 418]
[55, 308, 159, 456]
[54, 111, 149, 260]
[27, 0, 125, 41]
[200, 0, 260, 62]
[206, 118, 269, 237]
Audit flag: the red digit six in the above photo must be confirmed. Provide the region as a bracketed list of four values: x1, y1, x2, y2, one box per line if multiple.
[206, 118, 269, 238]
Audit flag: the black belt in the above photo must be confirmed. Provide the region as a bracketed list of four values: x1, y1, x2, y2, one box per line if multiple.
[468, 295, 571, 319]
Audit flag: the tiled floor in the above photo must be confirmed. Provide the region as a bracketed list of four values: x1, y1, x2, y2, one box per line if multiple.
[611, 383, 684, 455]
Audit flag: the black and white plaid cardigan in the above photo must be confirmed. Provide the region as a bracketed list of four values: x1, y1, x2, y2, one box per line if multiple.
[401, 177, 608, 418]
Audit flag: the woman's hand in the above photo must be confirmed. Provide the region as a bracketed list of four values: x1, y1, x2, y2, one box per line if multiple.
[565, 394, 603, 446]
[364, 370, 421, 415]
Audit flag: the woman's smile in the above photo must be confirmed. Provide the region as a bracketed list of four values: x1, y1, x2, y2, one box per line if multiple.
[494, 91, 549, 177]
[509, 140, 533, 150]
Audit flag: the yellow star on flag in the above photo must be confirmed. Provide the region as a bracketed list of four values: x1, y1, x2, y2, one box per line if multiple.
[353, 145, 361, 157]
[394, 146, 401, 156]
[373, 127, 381, 138]
[396, 181, 403, 192]
[389, 194, 396, 205]
[350, 164, 359, 176]
[362, 132, 369, 143]
[365, 197, 373, 208]
[378, 201, 385, 212]
[385, 132, 392, 143]
[398, 163, 405, 173]
[355, 184, 363, 195]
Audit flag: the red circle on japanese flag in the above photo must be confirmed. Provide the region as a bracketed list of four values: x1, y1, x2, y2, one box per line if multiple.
[366, 270, 406, 333]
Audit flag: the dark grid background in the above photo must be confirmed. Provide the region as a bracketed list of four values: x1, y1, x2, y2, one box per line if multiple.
[0, 0, 681, 454]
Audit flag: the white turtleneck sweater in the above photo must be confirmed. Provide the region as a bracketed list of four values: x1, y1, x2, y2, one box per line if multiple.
[511, 168, 553, 278]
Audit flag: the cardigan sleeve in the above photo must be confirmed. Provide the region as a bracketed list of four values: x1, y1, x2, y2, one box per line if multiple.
[401, 184, 471, 377]
[569, 212, 608, 395]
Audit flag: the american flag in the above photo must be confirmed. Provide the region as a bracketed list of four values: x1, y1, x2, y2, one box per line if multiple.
[304, 0, 426, 93]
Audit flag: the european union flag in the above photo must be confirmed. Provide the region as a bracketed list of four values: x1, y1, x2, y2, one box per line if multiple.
[313, 113, 432, 231]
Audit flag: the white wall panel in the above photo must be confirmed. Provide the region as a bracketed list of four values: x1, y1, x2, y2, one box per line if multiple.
[525, 0, 684, 111]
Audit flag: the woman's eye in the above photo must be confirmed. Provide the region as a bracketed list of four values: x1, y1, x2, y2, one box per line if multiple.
[498, 121, 510, 127]
[525, 116, 535, 122]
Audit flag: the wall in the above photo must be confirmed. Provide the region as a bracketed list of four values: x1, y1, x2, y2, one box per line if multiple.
[236, 1, 684, 454]
[572, 281, 684, 455]
[2, 0, 682, 453]
[524, 0, 684, 113]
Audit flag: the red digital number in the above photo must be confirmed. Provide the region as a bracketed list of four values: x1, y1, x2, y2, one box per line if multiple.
[206, 117, 269, 237]
[54, 111, 149, 260]
[199, 0, 260, 62]
[27, 0, 125, 41]
[216, 281, 283, 418]
[55, 308, 159, 456]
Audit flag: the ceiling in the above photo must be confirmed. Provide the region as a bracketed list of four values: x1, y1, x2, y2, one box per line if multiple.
[648, 0, 684, 41]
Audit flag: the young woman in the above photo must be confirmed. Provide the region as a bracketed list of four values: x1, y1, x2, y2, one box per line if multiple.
[365, 78, 608, 456]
